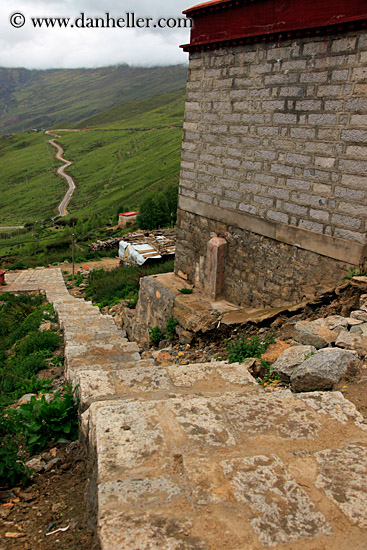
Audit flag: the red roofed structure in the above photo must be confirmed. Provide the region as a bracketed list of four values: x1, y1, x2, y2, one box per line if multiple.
[118, 211, 139, 228]
[182, 0, 367, 52]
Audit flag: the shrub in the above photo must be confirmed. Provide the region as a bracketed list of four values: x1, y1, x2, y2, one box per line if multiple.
[148, 326, 165, 346]
[137, 184, 178, 230]
[257, 361, 282, 387]
[85, 259, 174, 308]
[17, 384, 79, 454]
[226, 334, 275, 364]
[179, 288, 192, 295]
[165, 317, 178, 339]
[17, 331, 61, 357]
[0, 409, 31, 486]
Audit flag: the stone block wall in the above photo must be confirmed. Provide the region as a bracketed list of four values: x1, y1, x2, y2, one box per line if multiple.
[176, 29, 367, 307]
[176, 210, 351, 307]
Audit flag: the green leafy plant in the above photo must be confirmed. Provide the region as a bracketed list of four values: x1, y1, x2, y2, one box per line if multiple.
[17, 384, 79, 454]
[74, 273, 84, 287]
[257, 361, 282, 387]
[85, 260, 174, 308]
[16, 330, 61, 357]
[148, 326, 165, 346]
[226, 334, 275, 364]
[178, 288, 193, 294]
[0, 408, 31, 487]
[49, 354, 64, 367]
[165, 317, 178, 340]
[343, 267, 367, 280]
[125, 292, 139, 309]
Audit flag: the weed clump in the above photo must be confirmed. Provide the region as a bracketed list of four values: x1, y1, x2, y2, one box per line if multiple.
[85, 259, 174, 308]
[226, 334, 275, 364]
[149, 326, 165, 346]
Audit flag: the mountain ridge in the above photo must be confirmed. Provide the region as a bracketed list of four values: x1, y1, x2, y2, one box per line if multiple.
[0, 64, 187, 134]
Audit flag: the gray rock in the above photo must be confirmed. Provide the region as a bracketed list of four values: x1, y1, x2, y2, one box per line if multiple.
[346, 317, 364, 326]
[39, 321, 52, 331]
[294, 321, 336, 349]
[272, 345, 316, 382]
[17, 393, 36, 406]
[44, 457, 62, 472]
[350, 323, 367, 335]
[335, 330, 367, 356]
[290, 348, 357, 392]
[26, 457, 45, 473]
[313, 315, 349, 332]
[350, 310, 367, 322]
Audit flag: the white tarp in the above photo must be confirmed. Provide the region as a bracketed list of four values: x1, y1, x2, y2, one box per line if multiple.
[118, 240, 162, 266]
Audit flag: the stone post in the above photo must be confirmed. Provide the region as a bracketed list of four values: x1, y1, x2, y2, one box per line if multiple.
[205, 237, 227, 301]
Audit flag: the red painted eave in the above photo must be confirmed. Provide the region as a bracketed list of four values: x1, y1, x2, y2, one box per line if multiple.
[181, 0, 367, 51]
[183, 0, 232, 15]
[120, 211, 139, 217]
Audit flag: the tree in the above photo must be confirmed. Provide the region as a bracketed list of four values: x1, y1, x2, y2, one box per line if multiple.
[137, 184, 178, 230]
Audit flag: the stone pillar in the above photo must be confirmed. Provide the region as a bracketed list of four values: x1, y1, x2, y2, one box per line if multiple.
[205, 237, 227, 301]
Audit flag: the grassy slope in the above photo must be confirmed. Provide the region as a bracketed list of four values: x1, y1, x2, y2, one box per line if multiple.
[0, 89, 185, 225]
[0, 132, 65, 225]
[58, 127, 182, 219]
[74, 88, 185, 129]
[0, 65, 187, 134]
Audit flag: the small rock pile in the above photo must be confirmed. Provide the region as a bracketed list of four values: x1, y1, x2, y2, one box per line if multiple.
[88, 237, 122, 252]
[272, 287, 367, 392]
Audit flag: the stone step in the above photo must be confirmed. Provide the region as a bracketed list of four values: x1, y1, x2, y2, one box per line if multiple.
[7, 267, 367, 550]
[83, 390, 367, 550]
[73, 360, 259, 411]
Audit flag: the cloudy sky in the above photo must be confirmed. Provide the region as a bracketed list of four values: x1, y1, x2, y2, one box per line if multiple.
[0, 0, 193, 69]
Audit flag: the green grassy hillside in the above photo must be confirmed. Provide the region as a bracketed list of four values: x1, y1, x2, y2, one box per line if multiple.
[0, 89, 185, 226]
[0, 132, 65, 225]
[58, 126, 183, 220]
[74, 88, 185, 129]
[0, 65, 187, 134]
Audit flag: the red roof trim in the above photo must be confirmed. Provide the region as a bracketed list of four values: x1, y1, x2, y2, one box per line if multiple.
[119, 211, 139, 217]
[181, 0, 367, 52]
[183, 0, 234, 15]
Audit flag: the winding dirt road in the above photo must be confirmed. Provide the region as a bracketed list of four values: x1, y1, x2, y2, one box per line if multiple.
[46, 131, 76, 217]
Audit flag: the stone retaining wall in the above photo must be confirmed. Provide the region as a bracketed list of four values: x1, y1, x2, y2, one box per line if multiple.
[176, 210, 351, 307]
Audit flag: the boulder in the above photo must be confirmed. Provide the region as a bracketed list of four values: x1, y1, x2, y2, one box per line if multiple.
[312, 315, 349, 332]
[272, 345, 316, 382]
[261, 341, 290, 363]
[155, 350, 174, 366]
[290, 348, 357, 392]
[26, 457, 45, 473]
[350, 323, 367, 335]
[294, 321, 336, 349]
[350, 310, 367, 322]
[351, 276, 367, 292]
[335, 331, 367, 356]
[39, 321, 52, 331]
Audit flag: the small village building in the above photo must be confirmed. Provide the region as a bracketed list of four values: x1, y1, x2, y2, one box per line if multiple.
[118, 211, 139, 228]
[175, 0, 367, 308]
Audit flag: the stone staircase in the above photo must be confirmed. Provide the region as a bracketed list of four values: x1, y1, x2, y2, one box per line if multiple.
[4, 268, 367, 550]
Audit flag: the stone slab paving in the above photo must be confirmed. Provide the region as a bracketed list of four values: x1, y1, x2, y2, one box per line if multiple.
[4, 268, 367, 550]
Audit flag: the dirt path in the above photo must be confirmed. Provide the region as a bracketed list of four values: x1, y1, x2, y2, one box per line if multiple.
[0, 226, 24, 230]
[60, 257, 120, 274]
[46, 131, 76, 217]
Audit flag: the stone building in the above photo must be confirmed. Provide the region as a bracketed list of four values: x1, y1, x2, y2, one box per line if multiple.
[118, 211, 139, 228]
[175, 0, 367, 308]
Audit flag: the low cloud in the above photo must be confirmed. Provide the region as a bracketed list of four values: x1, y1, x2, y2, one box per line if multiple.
[0, 0, 191, 68]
